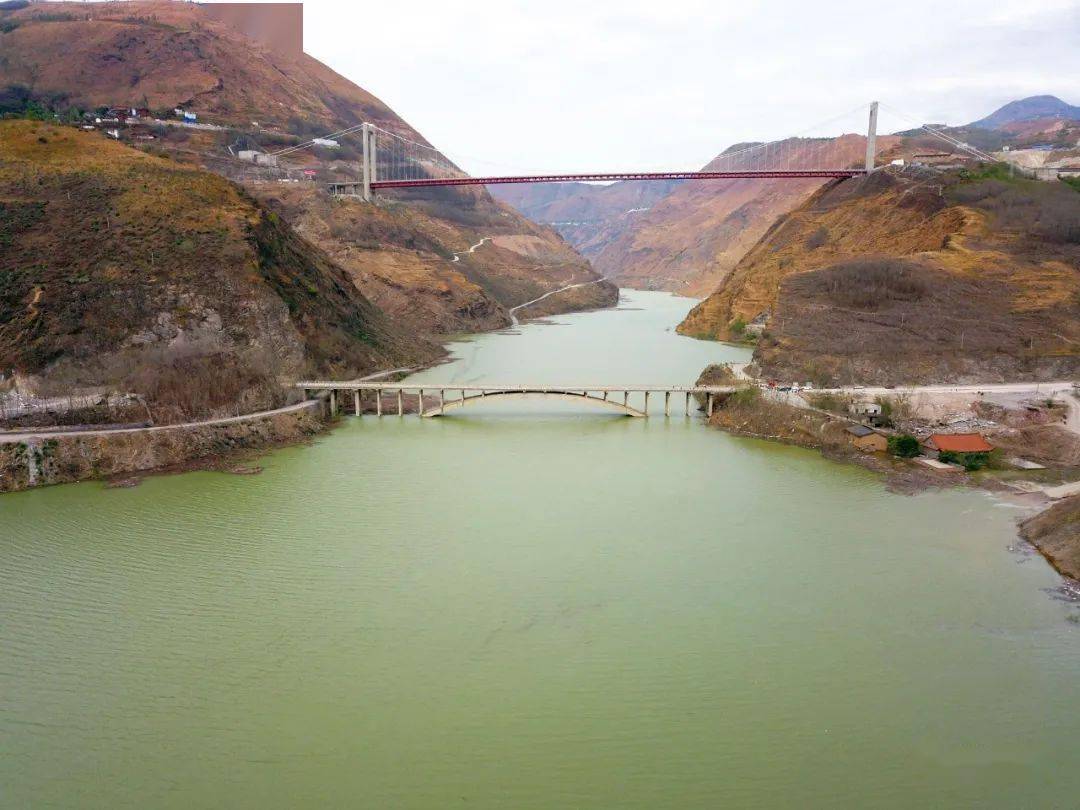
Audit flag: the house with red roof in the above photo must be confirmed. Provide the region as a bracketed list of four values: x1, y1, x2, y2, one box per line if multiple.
[923, 433, 994, 454]
[923, 434, 995, 469]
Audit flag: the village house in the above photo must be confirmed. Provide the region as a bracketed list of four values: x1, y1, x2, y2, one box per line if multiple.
[849, 401, 883, 423]
[923, 433, 993, 458]
[845, 424, 888, 453]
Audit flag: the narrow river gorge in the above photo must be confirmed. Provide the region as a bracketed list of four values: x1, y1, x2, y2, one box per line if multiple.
[2, 290, 1078, 808]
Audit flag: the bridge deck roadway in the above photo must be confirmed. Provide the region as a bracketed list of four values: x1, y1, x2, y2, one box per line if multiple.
[296, 383, 737, 418]
[296, 383, 736, 393]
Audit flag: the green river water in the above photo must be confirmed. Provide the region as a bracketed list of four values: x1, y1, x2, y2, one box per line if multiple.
[2, 290, 1079, 808]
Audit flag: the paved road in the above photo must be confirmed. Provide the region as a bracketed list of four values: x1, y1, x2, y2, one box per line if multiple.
[449, 237, 490, 262]
[508, 278, 607, 325]
[0, 399, 321, 445]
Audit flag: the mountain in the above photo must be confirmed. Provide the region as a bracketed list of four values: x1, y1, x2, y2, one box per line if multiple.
[0, 120, 437, 423]
[970, 95, 1080, 130]
[496, 135, 891, 298]
[678, 166, 1080, 385]
[489, 180, 683, 255]
[0, 1, 616, 334]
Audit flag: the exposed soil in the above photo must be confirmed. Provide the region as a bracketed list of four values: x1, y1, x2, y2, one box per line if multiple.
[1020, 494, 1080, 581]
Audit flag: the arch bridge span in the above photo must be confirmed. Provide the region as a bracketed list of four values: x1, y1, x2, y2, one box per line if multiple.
[296, 383, 738, 419]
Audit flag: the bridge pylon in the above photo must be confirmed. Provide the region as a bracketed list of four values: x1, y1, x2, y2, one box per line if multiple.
[360, 122, 375, 202]
[865, 101, 879, 173]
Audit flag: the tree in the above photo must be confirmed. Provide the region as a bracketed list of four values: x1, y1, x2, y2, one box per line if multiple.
[887, 434, 920, 458]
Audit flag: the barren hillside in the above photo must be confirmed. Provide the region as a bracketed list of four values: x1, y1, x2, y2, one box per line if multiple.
[493, 135, 893, 298]
[0, 0, 615, 332]
[678, 165, 1080, 385]
[0, 121, 437, 422]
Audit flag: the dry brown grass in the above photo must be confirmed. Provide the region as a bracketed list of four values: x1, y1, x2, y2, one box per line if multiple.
[680, 166, 1080, 385]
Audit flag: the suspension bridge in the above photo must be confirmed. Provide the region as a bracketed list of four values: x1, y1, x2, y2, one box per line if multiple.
[272, 102, 883, 202]
[269, 101, 1000, 203]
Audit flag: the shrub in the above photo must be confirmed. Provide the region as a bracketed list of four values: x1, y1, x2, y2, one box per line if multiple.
[949, 171, 1080, 244]
[805, 391, 850, 414]
[887, 434, 920, 458]
[726, 386, 760, 407]
[805, 226, 828, 250]
[938, 450, 990, 471]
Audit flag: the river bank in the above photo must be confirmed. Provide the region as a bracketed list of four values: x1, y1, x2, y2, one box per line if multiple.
[0, 400, 326, 493]
[1020, 494, 1080, 581]
[699, 371, 1080, 580]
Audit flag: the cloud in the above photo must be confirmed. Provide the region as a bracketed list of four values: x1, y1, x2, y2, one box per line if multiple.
[301, 0, 1080, 174]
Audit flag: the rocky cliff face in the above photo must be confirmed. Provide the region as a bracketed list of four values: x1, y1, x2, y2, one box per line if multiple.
[0, 0, 613, 334]
[678, 166, 1080, 385]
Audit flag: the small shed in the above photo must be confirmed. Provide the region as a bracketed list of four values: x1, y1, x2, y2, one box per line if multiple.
[845, 424, 888, 453]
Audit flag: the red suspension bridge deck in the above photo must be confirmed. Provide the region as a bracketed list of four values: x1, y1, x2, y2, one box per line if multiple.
[325, 169, 868, 197]
[355, 168, 864, 191]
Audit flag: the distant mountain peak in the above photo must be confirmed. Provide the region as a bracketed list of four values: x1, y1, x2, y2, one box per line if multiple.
[970, 95, 1080, 130]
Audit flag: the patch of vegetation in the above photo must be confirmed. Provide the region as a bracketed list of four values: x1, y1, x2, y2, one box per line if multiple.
[726, 386, 760, 407]
[805, 391, 851, 415]
[0, 200, 44, 247]
[1061, 176, 1080, 193]
[0, 84, 83, 121]
[887, 434, 921, 458]
[938, 449, 989, 470]
[949, 169, 1080, 244]
[25, 11, 77, 23]
[957, 163, 1022, 184]
[789, 259, 928, 310]
[805, 226, 828, 250]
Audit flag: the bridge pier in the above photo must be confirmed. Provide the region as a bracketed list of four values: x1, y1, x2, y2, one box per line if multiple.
[707, 393, 714, 417]
[665, 391, 670, 417]
[623, 391, 629, 407]
[330, 389, 337, 417]
[354, 391, 361, 416]
[418, 389, 424, 417]
[685, 391, 691, 416]
[644, 391, 650, 415]
[397, 390, 403, 416]
[376, 389, 382, 416]
[440, 389, 445, 415]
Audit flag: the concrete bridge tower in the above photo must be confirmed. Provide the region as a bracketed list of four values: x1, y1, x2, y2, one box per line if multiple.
[361, 122, 376, 202]
[865, 101, 879, 173]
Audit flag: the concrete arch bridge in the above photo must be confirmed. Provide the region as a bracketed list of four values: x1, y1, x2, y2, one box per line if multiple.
[297, 383, 738, 418]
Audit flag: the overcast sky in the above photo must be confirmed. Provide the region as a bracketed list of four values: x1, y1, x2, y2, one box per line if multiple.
[299, 0, 1080, 175]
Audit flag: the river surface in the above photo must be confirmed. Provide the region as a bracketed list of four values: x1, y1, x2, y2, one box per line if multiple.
[2, 290, 1079, 808]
